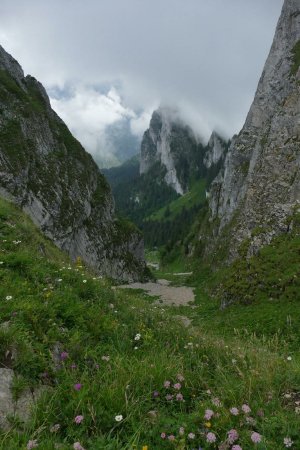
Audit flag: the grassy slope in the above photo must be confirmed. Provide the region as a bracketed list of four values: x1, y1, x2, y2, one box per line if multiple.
[148, 179, 206, 222]
[0, 197, 299, 449]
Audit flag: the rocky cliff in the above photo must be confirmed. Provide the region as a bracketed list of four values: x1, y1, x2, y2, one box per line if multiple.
[0, 45, 146, 282]
[209, 0, 300, 258]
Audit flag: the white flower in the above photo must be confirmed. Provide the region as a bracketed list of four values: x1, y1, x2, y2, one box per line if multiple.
[134, 346, 138, 350]
[5, 295, 12, 301]
[101, 355, 110, 361]
[284, 437, 293, 448]
[0, 261, 4, 265]
[287, 356, 292, 361]
[134, 333, 141, 341]
[115, 415, 123, 422]
[57, 279, 62, 282]
[83, 280, 87, 283]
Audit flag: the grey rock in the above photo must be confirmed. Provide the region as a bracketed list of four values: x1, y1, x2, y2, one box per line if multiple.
[209, 0, 300, 258]
[0, 46, 146, 282]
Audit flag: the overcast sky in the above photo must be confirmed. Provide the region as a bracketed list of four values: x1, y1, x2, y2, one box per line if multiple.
[0, 0, 283, 163]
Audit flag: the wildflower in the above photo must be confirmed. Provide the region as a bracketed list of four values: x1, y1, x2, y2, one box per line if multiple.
[57, 278, 62, 282]
[142, 447, 148, 450]
[257, 409, 264, 417]
[27, 440, 38, 449]
[74, 415, 84, 424]
[204, 409, 214, 420]
[164, 380, 171, 388]
[82, 280, 87, 283]
[152, 391, 160, 398]
[227, 429, 239, 444]
[188, 433, 195, 439]
[232, 446, 243, 450]
[115, 415, 123, 422]
[232, 359, 237, 364]
[50, 423, 61, 433]
[166, 394, 173, 400]
[161, 433, 166, 439]
[73, 443, 86, 450]
[5, 295, 12, 300]
[0, 261, 3, 264]
[173, 383, 181, 390]
[251, 432, 262, 443]
[205, 422, 212, 428]
[295, 406, 300, 414]
[134, 333, 141, 341]
[230, 407, 239, 416]
[60, 351, 69, 360]
[101, 355, 110, 361]
[71, 363, 77, 369]
[177, 374, 185, 382]
[168, 435, 175, 441]
[241, 404, 251, 414]
[287, 356, 292, 361]
[179, 427, 185, 435]
[212, 397, 222, 407]
[176, 393, 184, 401]
[74, 383, 82, 391]
[245, 416, 256, 426]
[206, 432, 216, 443]
[284, 437, 293, 448]
[134, 346, 138, 350]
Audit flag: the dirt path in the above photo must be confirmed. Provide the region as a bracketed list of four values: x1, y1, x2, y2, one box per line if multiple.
[118, 279, 195, 307]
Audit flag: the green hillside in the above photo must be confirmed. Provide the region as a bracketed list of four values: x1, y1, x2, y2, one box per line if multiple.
[0, 197, 299, 449]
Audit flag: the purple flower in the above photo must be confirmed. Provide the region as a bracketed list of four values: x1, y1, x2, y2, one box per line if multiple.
[152, 390, 160, 398]
[73, 443, 85, 450]
[204, 409, 214, 420]
[166, 394, 174, 401]
[173, 383, 181, 390]
[176, 393, 184, 401]
[74, 383, 82, 391]
[160, 432, 166, 439]
[241, 404, 251, 414]
[60, 351, 69, 360]
[27, 441, 38, 449]
[251, 432, 262, 444]
[74, 415, 84, 424]
[70, 363, 77, 369]
[230, 407, 239, 416]
[206, 432, 216, 443]
[164, 380, 171, 388]
[227, 429, 239, 444]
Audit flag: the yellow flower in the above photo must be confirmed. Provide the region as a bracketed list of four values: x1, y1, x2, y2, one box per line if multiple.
[205, 421, 211, 428]
[142, 446, 148, 450]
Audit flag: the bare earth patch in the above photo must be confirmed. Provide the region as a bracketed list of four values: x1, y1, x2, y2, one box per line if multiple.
[118, 279, 195, 307]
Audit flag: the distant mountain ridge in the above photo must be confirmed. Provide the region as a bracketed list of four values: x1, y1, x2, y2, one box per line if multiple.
[0, 45, 147, 281]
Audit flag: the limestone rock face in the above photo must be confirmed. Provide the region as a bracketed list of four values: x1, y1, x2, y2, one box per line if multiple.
[209, 0, 300, 257]
[0, 45, 146, 281]
[204, 132, 227, 169]
[140, 107, 199, 194]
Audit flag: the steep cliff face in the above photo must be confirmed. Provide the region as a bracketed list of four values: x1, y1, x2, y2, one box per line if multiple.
[0, 45, 146, 282]
[210, 0, 300, 258]
[140, 107, 200, 194]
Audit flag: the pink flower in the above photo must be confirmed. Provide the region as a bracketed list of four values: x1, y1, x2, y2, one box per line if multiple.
[164, 380, 171, 388]
[173, 383, 181, 390]
[71, 363, 77, 369]
[188, 433, 195, 439]
[212, 397, 222, 407]
[227, 429, 239, 444]
[160, 432, 166, 439]
[60, 351, 69, 360]
[152, 391, 160, 398]
[251, 432, 262, 444]
[168, 435, 175, 441]
[176, 393, 184, 401]
[206, 432, 216, 443]
[74, 415, 84, 424]
[177, 374, 185, 382]
[230, 407, 239, 416]
[73, 443, 86, 450]
[241, 404, 251, 414]
[166, 394, 174, 400]
[74, 383, 82, 391]
[27, 441, 38, 449]
[232, 446, 243, 450]
[204, 409, 214, 420]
